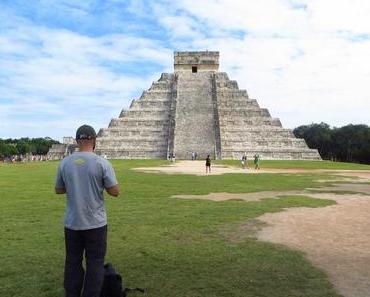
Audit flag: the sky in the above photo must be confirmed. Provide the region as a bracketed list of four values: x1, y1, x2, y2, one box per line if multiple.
[1, 0, 369, 141]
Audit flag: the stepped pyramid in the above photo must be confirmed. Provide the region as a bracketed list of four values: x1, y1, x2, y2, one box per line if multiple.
[96, 51, 320, 160]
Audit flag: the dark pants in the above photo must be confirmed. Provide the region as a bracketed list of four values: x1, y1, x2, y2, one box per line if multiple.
[64, 225, 107, 297]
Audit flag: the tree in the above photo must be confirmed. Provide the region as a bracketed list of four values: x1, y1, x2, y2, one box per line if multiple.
[0, 137, 60, 157]
[294, 123, 370, 164]
[293, 122, 333, 159]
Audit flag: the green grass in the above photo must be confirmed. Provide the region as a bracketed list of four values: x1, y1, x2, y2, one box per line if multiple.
[0, 160, 343, 297]
[216, 159, 370, 170]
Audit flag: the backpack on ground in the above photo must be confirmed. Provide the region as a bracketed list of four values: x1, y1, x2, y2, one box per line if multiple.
[100, 263, 144, 297]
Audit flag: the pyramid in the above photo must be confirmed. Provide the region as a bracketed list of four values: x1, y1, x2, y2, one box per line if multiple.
[95, 51, 320, 160]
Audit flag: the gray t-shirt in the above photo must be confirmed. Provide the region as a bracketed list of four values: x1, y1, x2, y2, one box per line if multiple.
[55, 152, 118, 230]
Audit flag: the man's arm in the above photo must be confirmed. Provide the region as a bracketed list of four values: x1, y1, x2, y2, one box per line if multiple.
[55, 187, 66, 194]
[106, 184, 120, 197]
[55, 163, 66, 195]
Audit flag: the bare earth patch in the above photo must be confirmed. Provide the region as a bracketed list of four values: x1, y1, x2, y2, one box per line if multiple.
[175, 189, 370, 297]
[133, 160, 248, 175]
[257, 192, 370, 297]
[139, 161, 370, 296]
[168, 165, 370, 297]
[133, 160, 370, 180]
[174, 191, 302, 202]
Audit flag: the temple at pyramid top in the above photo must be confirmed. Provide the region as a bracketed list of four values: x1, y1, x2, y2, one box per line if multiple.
[174, 51, 219, 72]
[48, 50, 320, 160]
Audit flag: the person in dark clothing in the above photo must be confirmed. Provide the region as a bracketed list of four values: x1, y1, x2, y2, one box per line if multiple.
[206, 154, 211, 174]
[55, 125, 120, 297]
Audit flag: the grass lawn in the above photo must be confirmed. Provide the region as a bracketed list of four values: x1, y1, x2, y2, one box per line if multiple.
[216, 159, 370, 170]
[0, 160, 344, 297]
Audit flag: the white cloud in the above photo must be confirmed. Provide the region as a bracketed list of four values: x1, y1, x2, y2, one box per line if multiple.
[309, 0, 370, 34]
[1, 0, 370, 141]
[152, 0, 370, 128]
[0, 18, 172, 140]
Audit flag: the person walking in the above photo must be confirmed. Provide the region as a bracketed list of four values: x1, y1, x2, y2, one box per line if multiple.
[241, 153, 247, 169]
[253, 153, 260, 170]
[206, 154, 211, 174]
[55, 125, 120, 297]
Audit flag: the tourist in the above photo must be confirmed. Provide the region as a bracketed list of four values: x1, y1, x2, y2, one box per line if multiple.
[191, 152, 195, 160]
[206, 154, 211, 173]
[172, 153, 176, 162]
[241, 153, 247, 169]
[194, 152, 198, 160]
[254, 154, 260, 170]
[55, 124, 120, 297]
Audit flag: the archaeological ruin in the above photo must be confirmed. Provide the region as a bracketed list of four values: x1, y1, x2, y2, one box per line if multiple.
[94, 51, 320, 160]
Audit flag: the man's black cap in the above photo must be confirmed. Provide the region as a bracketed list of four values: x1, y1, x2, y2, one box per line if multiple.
[76, 125, 96, 140]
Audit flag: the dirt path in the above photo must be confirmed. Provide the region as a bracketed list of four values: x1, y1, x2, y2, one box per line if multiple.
[136, 161, 370, 296]
[133, 160, 370, 179]
[174, 191, 303, 202]
[133, 160, 248, 175]
[257, 192, 370, 297]
[174, 186, 370, 297]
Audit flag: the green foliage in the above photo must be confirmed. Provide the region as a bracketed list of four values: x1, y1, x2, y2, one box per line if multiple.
[294, 123, 370, 164]
[0, 160, 342, 297]
[0, 137, 59, 157]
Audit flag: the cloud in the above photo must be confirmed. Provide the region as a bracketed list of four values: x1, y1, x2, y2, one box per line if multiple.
[0, 7, 172, 139]
[150, 0, 370, 127]
[1, 0, 369, 141]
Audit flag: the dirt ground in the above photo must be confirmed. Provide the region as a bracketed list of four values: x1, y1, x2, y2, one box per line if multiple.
[174, 191, 303, 202]
[135, 161, 370, 297]
[174, 188, 370, 297]
[133, 160, 248, 175]
[257, 192, 370, 297]
[134, 160, 370, 179]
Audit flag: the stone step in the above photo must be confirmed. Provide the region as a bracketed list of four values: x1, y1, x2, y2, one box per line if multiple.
[218, 109, 270, 117]
[139, 90, 173, 100]
[222, 150, 321, 160]
[220, 126, 292, 132]
[216, 89, 248, 98]
[214, 72, 230, 80]
[120, 110, 170, 119]
[110, 117, 169, 124]
[148, 81, 173, 91]
[158, 73, 174, 81]
[99, 126, 167, 133]
[217, 100, 260, 108]
[98, 130, 169, 138]
[95, 148, 167, 159]
[219, 118, 282, 126]
[222, 129, 294, 137]
[215, 80, 238, 89]
[221, 141, 309, 150]
[130, 100, 172, 109]
[96, 141, 168, 150]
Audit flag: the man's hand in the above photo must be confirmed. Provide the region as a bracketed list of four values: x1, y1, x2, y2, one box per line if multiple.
[106, 185, 120, 197]
[55, 187, 66, 194]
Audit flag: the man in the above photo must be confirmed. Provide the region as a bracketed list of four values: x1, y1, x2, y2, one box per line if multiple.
[205, 154, 211, 173]
[55, 125, 120, 297]
[253, 153, 260, 170]
[241, 153, 247, 169]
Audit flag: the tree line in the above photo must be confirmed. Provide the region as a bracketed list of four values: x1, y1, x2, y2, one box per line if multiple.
[0, 137, 60, 157]
[293, 123, 370, 164]
[1, 124, 369, 164]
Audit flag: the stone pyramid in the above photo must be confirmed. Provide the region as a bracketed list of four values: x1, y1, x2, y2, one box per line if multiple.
[95, 51, 320, 160]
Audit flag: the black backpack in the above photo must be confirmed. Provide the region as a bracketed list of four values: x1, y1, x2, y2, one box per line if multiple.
[100, 263, 144, 297]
